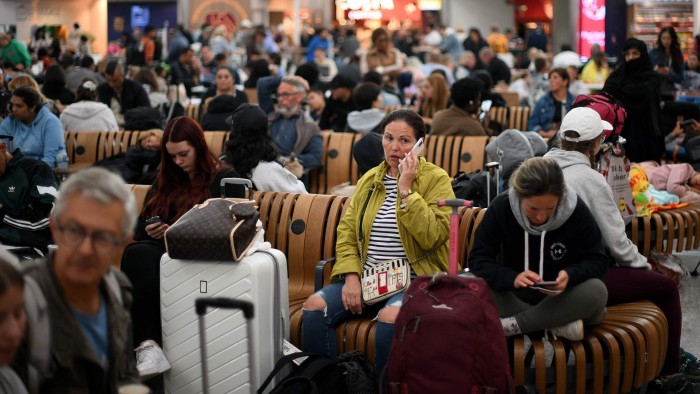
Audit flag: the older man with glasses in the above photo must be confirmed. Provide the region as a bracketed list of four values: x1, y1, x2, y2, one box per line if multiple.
[266, 75, 322, 175]
[11, 167, 141, 393]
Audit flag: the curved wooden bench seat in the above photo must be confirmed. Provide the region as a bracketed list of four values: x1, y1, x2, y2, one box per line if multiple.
[123, 187, 673, 391]
[509, 301, 666, 393]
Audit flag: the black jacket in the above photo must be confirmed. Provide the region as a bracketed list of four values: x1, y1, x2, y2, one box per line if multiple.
[468, 193, 608, 291]
[97, 79, 150, 115]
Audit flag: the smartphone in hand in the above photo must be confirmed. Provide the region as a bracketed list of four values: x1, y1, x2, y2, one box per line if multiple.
[145, 216, 164, 225]
[398, 138, 424, 173]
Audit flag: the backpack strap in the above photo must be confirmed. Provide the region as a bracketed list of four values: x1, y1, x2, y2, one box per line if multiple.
[23, 275, 51, 394]
[257, 352, 332, 393]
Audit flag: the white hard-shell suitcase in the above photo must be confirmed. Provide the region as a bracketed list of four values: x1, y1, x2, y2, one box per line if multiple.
[160, 248, 289, 393]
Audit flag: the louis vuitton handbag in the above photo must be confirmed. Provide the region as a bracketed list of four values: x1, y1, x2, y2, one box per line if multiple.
[164, 198, 261, 261]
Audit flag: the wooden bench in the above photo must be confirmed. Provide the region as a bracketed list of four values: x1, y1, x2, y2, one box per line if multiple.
[307, 131, 362, 194]
[311, 206, 668, 392]
[63, 130, 231, 171]
[64, 130, 145, 173]
[424, 134, 488, 176]
[308, 133, 490, 195]
[509, 106, 532, 131]
[123, 186, 669, 392]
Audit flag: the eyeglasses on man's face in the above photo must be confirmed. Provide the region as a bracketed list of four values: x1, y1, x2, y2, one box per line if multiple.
[56, 221, 123, 255]
[275, 91, 302, 100]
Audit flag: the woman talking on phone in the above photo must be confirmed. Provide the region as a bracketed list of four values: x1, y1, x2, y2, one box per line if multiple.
[469, 157, 608, 341]
[301, 109, 454, 380]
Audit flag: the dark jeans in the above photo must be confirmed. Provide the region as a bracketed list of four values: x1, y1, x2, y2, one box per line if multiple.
[121, 240, 164, 346]
[301, 281, 404, 378]
[603, 266, 681, 375]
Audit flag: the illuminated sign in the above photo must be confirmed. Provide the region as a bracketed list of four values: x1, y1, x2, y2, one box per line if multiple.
[579, 0, 606, 57]
[338, 0, 395, 10]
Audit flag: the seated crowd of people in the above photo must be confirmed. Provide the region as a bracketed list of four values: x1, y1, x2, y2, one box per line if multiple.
[1, 20, 700, 394]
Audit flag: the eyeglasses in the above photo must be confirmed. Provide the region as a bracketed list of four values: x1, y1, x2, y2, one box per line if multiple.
[56, 221, 123, 255]
[275, 92, 301, 99]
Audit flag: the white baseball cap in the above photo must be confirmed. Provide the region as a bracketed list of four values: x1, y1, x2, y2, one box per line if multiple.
[559, 107, 613, 142]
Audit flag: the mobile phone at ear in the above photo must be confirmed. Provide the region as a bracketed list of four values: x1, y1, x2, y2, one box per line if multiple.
[398, 138, 424, 173]
[681, 119, 694, 128]
[410, 137, 424, 157]
[145, 216, 163, 225]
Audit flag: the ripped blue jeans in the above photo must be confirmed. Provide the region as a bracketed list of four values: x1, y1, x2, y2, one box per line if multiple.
[301, 281, 404, 376]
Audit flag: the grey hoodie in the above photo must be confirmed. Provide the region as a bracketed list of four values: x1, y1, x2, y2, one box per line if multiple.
[544, 148, 650, 269]
[346, 108, 385, 134]
[508, 183, 577, 276]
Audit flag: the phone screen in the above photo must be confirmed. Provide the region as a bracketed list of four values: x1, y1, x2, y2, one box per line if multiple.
[480, 100, 493, 113]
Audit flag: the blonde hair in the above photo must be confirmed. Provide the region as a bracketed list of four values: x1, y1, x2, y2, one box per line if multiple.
[421, 73, 450, 119]
[7, 74, 51, 104]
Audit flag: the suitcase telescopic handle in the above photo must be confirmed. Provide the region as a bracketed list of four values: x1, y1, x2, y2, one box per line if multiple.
[220, 178, 254, 199]
[196, 297, 255, 319]
[196, 297, 256, 394]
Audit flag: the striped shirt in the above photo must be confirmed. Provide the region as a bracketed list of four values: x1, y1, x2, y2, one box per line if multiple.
[365, 175, 407, 268]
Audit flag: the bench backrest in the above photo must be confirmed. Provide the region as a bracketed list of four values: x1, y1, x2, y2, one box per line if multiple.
[64, 130, 231, 167]
[64, 130, 144, 166]
[424, 135, 488, 176]
[508, 106, 531, 131]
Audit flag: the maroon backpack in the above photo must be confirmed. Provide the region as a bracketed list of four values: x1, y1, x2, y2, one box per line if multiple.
[571, 91, 627, 143]
[387, 275, 514, 394]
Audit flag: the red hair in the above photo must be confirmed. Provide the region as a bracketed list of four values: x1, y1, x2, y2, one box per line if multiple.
[143, 117, 222, 222]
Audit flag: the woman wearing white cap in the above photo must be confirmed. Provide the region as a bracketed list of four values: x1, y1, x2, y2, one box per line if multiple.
[545, 107, 700, 391]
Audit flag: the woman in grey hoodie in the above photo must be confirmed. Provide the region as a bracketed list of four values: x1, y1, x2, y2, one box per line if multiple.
[545, 107, 699, 389]
[469, 157, 608, 341]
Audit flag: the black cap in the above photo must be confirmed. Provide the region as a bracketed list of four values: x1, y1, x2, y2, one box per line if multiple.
[330, 74, 357, 90]
[225, 103, 268, 135]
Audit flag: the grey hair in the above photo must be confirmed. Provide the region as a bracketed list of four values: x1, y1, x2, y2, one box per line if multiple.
[54, 167, 137, 239]
[280, 75, 309, 94]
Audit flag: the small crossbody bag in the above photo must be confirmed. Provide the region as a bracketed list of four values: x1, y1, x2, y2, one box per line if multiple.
[357, 187, 437, 305]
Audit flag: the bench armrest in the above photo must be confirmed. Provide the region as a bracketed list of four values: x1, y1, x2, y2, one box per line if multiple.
[315, 257, 336, 291]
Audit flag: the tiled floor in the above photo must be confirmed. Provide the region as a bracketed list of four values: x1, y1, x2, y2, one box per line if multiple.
[677, 251, 700, 357]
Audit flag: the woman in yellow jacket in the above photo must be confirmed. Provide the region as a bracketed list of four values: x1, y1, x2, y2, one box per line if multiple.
[302, 109, 454, 380]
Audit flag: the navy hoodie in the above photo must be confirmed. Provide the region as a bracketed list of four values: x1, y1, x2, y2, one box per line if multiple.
[468, 189, 608, 291]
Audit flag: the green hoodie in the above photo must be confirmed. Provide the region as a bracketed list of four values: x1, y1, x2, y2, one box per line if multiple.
[331, 158, 455, 281]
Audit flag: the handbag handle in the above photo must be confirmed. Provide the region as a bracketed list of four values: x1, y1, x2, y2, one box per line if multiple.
[220, 178, 253, 199]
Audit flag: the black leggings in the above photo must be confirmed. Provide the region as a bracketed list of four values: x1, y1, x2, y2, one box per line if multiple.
[121, 240, 164, 346]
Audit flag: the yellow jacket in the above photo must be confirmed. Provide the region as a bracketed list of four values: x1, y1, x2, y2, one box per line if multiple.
[330, 158, 455, 281]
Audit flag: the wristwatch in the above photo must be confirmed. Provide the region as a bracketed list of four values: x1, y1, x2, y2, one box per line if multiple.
[399, 189, 413, 200]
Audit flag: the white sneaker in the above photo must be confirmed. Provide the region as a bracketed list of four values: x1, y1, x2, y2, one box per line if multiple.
[135, 340, 171, 380]
[547, 319, 584, 341]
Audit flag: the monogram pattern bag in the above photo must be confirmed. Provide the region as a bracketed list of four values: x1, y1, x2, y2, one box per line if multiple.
[164, 198, 261, 261]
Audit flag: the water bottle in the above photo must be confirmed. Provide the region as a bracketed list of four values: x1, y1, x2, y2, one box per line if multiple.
[54, 146, 69, 182]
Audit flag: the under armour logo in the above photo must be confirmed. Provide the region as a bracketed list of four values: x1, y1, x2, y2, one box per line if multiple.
[550, 242, 567, 261]
[8, 186, 15, 193]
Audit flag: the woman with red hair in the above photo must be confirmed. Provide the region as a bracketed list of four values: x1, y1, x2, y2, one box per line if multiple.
[122, 116, 237, 380]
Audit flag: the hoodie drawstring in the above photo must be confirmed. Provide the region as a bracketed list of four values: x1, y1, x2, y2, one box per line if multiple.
[524, 230, 547, 277]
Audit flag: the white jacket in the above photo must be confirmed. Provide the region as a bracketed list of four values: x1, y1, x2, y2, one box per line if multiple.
[251, 161, 307, 194]
[60, 101, 120, 132]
